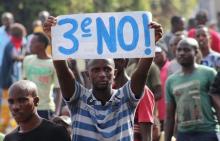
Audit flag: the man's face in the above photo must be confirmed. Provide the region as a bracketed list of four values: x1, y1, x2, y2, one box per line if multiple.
[196, 27, 210, 49]
[88, 59, 115, 90]
[30, 35, 43, 54]
[176, 42, 196, 67]
[8, 87, 38, 123]
[1, 16, 13, 27]
[154, 51, 166, 66]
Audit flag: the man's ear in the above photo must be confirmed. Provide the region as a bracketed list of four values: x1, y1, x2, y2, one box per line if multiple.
[34, 96, 39, 107]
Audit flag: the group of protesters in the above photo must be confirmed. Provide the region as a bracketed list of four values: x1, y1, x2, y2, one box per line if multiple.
[0, 8, 219, 141]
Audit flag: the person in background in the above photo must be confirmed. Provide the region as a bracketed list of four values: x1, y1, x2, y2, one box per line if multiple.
[167, 32, 185, 76]
[187, 18, 196, 31]
[209, 71, 220, 123]
[154, 46, 170, 131]
[195, 25, 220, 71]
[26, 20, 43, 54]
[0, 12, 14, 120]
[188, 10, 220, 52]
[126, 59, 162, 101]
[162, 16, 186, 60]
[165, 38, 219, 141]
[217, 12, 220, 33]
[23, 32, 62, 119]
[3, 80, 71, 141]
[0, 23, 27, 133]
[153, 117, 176, 141]
[38, 10, 51, 55]
[113, 58, 155, 141]
[51, 116, 72, 138]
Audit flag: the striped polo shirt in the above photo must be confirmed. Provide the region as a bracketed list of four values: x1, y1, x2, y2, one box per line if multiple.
[65, 81, 141, 141]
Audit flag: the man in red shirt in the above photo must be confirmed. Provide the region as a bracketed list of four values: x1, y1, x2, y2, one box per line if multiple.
[188, 10, 220, 52]
[113, 58, 155, 141]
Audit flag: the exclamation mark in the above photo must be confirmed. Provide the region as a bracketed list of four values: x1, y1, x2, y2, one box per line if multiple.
[142, 13, 152, 55]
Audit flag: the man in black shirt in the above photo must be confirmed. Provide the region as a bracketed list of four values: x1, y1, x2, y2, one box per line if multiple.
[4, 80, 71, 141]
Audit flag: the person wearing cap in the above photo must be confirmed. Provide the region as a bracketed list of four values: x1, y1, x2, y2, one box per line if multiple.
[154, 45, 170, 131]
[165, 38, 219, 141]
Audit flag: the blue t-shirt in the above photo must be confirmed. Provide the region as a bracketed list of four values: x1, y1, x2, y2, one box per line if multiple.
[65, 81, 141, 141]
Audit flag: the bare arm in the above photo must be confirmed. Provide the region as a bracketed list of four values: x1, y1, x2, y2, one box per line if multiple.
[131, 58, 153, 98]
[53, 88, 62, 116]
[131, 22, 163, 98]
[43, 16, 76, 100]
[210, 95, 220, 123]
[139, 122, 153, 141]
[165, 102, 176, 141]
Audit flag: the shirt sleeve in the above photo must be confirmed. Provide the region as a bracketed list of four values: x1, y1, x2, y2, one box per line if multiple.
[209, 69, 219, 95]
[121, 81, 143, 110]
[52, 126, 71, 141]
[137, 87, 155, 123]
[165, 77, 175, 104]
[64, 81, 88, 112]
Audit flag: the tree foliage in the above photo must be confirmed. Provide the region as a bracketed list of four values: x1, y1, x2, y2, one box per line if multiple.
[0, 0, 197, 33]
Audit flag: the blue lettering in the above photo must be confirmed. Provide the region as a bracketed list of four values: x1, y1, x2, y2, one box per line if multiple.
[58, 18, 79, 55]
[81, 17, 92, 37]
[96, 17, 117, 55]
[117, 16, 139, 51]
[142, 14, 151, 55]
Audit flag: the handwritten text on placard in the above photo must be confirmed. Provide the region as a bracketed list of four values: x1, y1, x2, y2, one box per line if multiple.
[51, 11, 155, 59]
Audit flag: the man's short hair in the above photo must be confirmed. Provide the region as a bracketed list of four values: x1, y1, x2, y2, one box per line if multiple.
[1, 12, 13, 21]
[171, 16, 183, 26]
[9, 80, 38, 97]
[33, 32, 50, 48]
[10, 23, 26, 38]
[178, 37, 199, 50]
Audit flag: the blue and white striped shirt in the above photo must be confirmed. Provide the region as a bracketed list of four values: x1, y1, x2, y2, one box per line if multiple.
[65, 81, 141, 141]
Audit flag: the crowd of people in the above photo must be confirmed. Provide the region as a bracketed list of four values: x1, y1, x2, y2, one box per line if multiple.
[0, 9, 219, 141]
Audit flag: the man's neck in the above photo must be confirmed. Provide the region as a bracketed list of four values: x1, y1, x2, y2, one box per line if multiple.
[93, 87, 113, 104]
[157, 60, 167, 69]
[37, 51, 50, 59]
[18, 114, 42, 133]
[201, 46, 210, 57]
[181, 63, 196, 75]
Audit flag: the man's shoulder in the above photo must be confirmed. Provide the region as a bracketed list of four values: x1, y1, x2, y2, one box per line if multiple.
[197, 64, 216, 73]
[38, 119, 69, 136]
[24, 55, 36, 61]
[4, 128, 19, 141]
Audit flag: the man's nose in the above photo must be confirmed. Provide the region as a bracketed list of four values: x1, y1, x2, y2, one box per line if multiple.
[98, 70, 107, 78]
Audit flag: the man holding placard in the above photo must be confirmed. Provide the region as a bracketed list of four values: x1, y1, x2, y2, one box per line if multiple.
[43, 11, 162, 141]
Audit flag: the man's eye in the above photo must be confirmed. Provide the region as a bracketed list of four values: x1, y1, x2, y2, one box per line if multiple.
[18, 98, 28, 103]
[8, 100, 14, 104]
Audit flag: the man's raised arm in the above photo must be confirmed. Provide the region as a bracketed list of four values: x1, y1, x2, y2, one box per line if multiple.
[131, 22, 163, 98]
[43, 16, 76, 100]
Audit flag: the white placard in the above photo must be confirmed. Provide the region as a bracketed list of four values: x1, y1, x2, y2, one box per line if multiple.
[51, 11, 155, 60]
